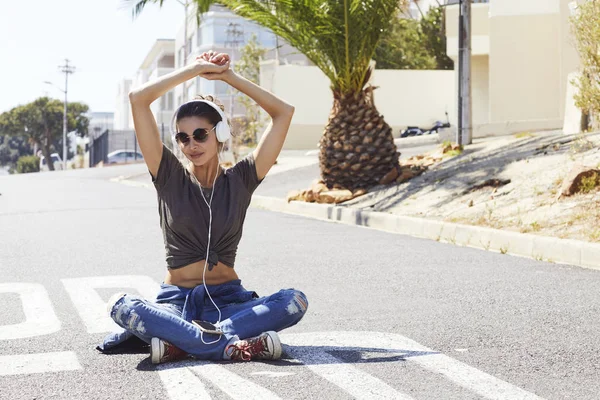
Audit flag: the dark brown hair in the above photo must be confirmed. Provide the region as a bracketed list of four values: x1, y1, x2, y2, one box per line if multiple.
[175, 95, 229, 128]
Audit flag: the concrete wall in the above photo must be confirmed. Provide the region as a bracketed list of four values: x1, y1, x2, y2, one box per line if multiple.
[559, 0, 581, 120]
[445, 0, 581, 137]
[488, 12, 561, 124]
[446, 3, 490, 57]
[260, 63, 456, 150]
[471, 55, 490, 126]
[371, 69, 455, 129]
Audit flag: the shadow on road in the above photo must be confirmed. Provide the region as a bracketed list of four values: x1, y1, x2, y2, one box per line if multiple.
[136, 345, 439, 371]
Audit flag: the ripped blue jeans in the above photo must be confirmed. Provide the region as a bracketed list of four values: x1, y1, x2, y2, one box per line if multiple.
[107, 280, 308, 361]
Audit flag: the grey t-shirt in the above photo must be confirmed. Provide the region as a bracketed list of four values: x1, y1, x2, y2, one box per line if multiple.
[150, 144, 263, 270]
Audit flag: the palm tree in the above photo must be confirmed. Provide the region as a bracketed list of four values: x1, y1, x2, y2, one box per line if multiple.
[126, 0, 404, 190]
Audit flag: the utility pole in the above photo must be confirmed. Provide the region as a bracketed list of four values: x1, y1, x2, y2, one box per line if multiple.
[58, 59, 75, 170]
[457, 0, 472, 146]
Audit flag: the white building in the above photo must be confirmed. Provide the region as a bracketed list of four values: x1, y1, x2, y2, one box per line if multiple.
[445, 0, 579, 137]
[88, 111, 114, 136]
[114, 78, 133, 131]
[115, 39, 175, 133]
[173, 4, 310, 117]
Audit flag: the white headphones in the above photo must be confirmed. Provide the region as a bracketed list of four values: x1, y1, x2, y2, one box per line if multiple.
[170, 99, 231, 143]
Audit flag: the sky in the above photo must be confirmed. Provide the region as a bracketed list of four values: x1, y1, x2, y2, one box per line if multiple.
[0, 0, 184, 114]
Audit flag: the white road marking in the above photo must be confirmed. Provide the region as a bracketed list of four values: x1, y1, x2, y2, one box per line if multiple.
[0, 282, 61, 340]
[0, 275, 543, 399]
[287, 347, 415, 400]
[0, 352, 81, 376]
[190, 363, 282, 400]
[61, 275, 160, 333]
[157, 363, 211, 400]
[281, 331, 545, 400]
[251, 371, 295, 377]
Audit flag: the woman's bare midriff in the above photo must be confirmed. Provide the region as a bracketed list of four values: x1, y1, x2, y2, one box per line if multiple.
[164, 260, 239, 288]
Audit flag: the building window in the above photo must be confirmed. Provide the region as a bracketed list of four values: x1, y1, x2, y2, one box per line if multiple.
[161, 91, 174, 111]
[187, 83, 195, 100]
[215, 24, 228, 46]
[179, 47, 185, 67]
[167, 91, 174, 110]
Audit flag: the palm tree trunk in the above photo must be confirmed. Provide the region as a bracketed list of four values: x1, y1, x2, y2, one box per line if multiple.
[319, 90, 399, 190]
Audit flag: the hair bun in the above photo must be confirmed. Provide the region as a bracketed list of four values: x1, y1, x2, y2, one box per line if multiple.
[193, 94, 226, 112]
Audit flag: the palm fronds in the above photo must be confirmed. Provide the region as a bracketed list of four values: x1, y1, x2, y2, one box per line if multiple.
[212, 0, 402, 95]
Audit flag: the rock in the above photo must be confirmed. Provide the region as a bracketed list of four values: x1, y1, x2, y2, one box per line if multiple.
[311, 180, 329, 194]
[286, 190, 302, 203]
[442, 143, 463, 154]
[396, 168, 416, 183]
[422, 158, 437, 167]
[353, 188, 367, 197]
[379, 167, 399, 185]
[286, 183, 364, 205]
[319, 189, 354, 204]
[559, 165, 600, 197]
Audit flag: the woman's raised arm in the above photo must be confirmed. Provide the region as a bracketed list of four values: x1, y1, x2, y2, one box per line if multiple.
[199, 53, 294, 181]
[129, 58, 229, 178]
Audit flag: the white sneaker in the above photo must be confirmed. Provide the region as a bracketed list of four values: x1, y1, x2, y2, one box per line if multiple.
[151, 337, 188, 364]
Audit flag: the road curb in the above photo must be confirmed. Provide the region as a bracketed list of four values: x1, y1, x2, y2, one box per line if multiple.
[251, 195, 600, 271]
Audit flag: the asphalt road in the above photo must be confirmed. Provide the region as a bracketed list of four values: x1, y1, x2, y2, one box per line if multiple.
[1, 165, 599, 399]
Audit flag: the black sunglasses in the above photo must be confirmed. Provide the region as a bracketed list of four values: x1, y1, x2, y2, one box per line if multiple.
[175, 126, 216, 145]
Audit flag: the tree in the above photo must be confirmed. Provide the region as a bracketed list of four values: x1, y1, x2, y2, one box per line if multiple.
[374, 12, 436, 70]
[570, 0, 600, 130]
[0, 134, 33, 172]
[0, 97, 89, 171]
[127, 0, 408, 190]
[420, 5, 454, 70]
[374, 6, 453, 70]
[235, 33, 268, 146]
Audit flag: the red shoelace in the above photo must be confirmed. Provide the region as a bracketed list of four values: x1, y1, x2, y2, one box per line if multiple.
[225, 337, 267, 361]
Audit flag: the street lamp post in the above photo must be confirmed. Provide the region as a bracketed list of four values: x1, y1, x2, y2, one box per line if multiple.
[44, 59, 75, 171]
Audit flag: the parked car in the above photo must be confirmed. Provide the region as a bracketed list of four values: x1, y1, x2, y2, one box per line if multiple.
[39, 153, 64, 171]
[107, 150, 144, 164]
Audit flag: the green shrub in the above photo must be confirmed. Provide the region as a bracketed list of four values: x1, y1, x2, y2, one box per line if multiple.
[16, 155, 40, 174]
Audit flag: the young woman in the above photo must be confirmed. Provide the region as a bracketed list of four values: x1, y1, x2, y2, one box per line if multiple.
[101, 51, 308, 364]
